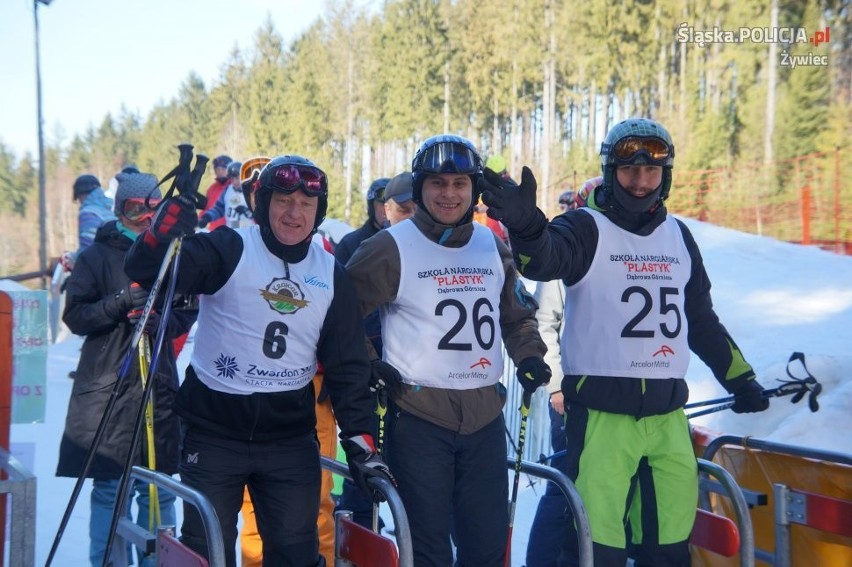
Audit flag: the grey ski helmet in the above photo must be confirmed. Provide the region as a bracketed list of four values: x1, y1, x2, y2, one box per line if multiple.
[600, 118, 674, 213]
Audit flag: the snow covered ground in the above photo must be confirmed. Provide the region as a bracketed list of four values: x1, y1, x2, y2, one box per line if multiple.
[8, 215, 852, 565]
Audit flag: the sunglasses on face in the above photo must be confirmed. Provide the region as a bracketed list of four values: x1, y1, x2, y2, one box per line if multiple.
[414, 142, 480, 174]
[266, 164, 328, 197]
[611, 136, 672, 163]
[122, 198, 161, 221]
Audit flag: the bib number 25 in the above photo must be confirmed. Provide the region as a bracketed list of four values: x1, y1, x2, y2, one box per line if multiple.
[620, 286, 681, 339]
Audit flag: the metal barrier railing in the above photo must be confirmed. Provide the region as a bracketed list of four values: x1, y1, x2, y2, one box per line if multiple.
[700, 433, 852, 565]
[110, 466, 225, 567]
[322, 456, 413, 567]
[696, 458, 755, 566]
[0, 447, 36, 567]
[508, 459, 594, 566]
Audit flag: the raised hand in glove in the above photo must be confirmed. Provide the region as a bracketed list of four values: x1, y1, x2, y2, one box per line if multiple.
[128, 309, 160, 335]
[341, 434, 397, 502]
[197, 212, 212, 229]
[105, 282, 149, 321]
[370, 359, 402, 393]
[479, 166, 547, 237]
[516, 356, 552, 394]
[732, 379, 770, 414]
[143, 197, 197, 247]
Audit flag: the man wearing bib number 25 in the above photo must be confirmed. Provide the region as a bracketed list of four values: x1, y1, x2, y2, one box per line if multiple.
[125, 155, 395, 567]
[346, 135, 549, 567]
[481, 118, 770, 567]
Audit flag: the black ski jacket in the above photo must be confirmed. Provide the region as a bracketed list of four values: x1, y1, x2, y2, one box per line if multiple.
[508, 190, 756, 418]
[125, 226, 374, 442]
[57, 221, 192, 479]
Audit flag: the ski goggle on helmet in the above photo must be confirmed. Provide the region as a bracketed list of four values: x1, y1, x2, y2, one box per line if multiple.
[263, 161, 327, 197]
[122, 198, 161, 222]
[608, 136, 672, 165]
[412, 135, 482, 175]
[240, 157, 271, 187]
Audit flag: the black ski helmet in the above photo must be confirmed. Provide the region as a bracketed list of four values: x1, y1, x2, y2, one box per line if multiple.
[411, 135, 483, 220]
[72, 174, 101, 201]
[600, 118, 674, 213]
[366, 178, 390, 224]
[254, 155, 329, 235]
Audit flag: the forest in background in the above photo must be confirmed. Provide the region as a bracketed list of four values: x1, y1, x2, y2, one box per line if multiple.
[0, 0, 850, 278]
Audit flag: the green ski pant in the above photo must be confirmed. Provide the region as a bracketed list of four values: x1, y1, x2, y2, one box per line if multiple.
[566, 407, 697, 551]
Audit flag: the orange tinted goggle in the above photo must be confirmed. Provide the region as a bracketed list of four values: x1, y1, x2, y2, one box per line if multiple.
[612, 137, 672, 163]
[123, 198, 161, 221]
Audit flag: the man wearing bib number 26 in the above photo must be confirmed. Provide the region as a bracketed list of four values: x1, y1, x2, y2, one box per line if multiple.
[480, 118, 770, 567]
[125, 155, 395, 567]
[346, 135, 549, 567]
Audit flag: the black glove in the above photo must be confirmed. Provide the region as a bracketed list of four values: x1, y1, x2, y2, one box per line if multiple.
[197, 212, 211, 229]
[144, 197, 197, 246]
[105, 282, 149, 321]
[732, 379, 770, 414]
[479, 166, 547, 237]
[128, 309, 160, 335]
[370, 359, 402, 393]
[341, 434, 397, 502]
[516, 356, 552, 394]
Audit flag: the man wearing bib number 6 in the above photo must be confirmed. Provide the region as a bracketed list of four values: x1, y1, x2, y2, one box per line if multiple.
[346, 135, 549, 567]
[125, 155, 394, 567]
[480, 118, 770, 567]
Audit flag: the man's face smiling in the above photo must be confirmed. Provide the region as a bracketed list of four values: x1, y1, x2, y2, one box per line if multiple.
[268, 190, 318, 245]
[616, 165, 662, 198]
[422, 174, 472, 225]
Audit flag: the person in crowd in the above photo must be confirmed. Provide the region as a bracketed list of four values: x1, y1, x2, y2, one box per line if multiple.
[346, 134, 549, 566]
[334, 177, 390, 265]
[557, 190, 575, 213]
[199, 161, 254, 229]
[125, 155, 394, 567]
[382, 172, 417, 226]
[231, 157, 340, 566]
[480, 117, 770, 566]
[199, 154, 232, 231]
[58, 171, 191, 567]
[61, 174, 116, 272]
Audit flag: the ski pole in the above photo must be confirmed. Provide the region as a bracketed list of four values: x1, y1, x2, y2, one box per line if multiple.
[505, 390, 532, 567]
[103, 240, 184, 566]
[103, 150, 208, 565]
[45, 257, 173, 567]
[686, 352, 822, 419]
[372, 388, 389, 533]
[137, 332, 161, 530]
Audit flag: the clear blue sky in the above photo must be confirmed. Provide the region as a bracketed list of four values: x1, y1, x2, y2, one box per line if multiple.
[1, 0, 367, 159]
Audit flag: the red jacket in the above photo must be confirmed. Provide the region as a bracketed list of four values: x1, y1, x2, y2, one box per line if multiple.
[202, 179, 229, 230]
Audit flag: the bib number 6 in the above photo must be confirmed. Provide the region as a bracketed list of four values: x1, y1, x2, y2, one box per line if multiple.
[621, 286, 682, 339]
[262, 321, 289, 359]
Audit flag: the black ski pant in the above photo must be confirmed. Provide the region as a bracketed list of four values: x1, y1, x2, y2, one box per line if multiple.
[388, 409, 508, 567]
[178, 427, 321, 567]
